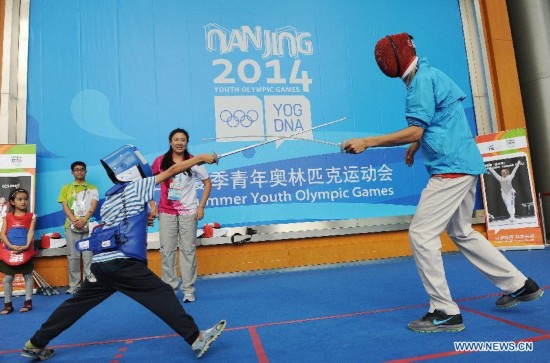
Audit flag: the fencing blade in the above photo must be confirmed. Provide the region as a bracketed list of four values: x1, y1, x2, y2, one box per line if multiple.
[212, 117, 346, 163]
[33, 271, 50, 296]
[203, 135, 346, 150]
[33, 272, 46, 295]
[33, 270, 59, 295]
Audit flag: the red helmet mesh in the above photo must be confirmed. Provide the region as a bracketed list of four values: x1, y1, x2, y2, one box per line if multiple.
[374, 33, 416, 78]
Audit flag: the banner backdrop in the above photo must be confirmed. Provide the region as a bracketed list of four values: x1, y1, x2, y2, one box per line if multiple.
[476, 129, 544, 249]
[0, 144, 36, 296]
[27, 0, 478, 235]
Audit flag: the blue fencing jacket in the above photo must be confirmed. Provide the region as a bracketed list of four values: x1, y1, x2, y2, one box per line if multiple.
[405, 58, 487, 176]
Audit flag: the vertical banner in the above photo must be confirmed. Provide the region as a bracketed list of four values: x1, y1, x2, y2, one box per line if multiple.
[476, 129, 544, 249]
[0, 144, 37, 296]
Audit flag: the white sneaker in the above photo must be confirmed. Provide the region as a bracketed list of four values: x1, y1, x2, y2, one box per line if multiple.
[85, 272, 97, 283]
[183, 293, 195, 303]
[191, 320, 226, 358]
[21, 340, 55, 361]
[66, 286, 79, 294]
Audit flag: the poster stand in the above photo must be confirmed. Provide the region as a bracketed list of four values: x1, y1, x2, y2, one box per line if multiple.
[476, 129, 545, 249]
[0, 144, 37, 296]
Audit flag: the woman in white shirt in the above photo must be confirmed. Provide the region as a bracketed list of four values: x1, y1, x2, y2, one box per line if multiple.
[151, 128, 212, 303]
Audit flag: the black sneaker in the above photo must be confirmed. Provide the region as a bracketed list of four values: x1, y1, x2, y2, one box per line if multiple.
[408, 309, 465, 333]
[496, 278, 544, 308]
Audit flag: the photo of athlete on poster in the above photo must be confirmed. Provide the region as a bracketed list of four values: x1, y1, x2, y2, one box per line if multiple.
[481, 153, 538, 229]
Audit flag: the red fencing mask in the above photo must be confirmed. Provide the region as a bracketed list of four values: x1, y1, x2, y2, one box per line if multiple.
[374, 33, 416, 78]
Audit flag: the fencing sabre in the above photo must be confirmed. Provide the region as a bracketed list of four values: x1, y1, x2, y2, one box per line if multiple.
[212, 117, 347, 164]
[203, 135, 345, 149]
[33, 270, 59, 295]
[32, 271, 48, 296]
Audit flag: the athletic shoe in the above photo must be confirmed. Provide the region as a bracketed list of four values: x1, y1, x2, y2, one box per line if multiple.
[408, 309, 465, 333]
[86, 272, 97, 283]
[191, 320, 227, 358]
[183, 293, 196, 303]
[21, 340, 54, 361]
[496, 278, 544, 308]
[65, 286, 79, 294]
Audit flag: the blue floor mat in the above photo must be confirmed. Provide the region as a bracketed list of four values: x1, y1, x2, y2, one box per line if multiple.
[1, 248, 548, 362]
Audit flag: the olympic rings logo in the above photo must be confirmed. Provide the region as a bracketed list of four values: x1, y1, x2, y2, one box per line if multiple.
[219, 109, 259, 128]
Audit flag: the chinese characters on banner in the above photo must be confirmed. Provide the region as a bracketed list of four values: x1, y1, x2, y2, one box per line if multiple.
[476, 129, 544, 249]
[28, 0, 470, 231]
[0, 144, 37, 297]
